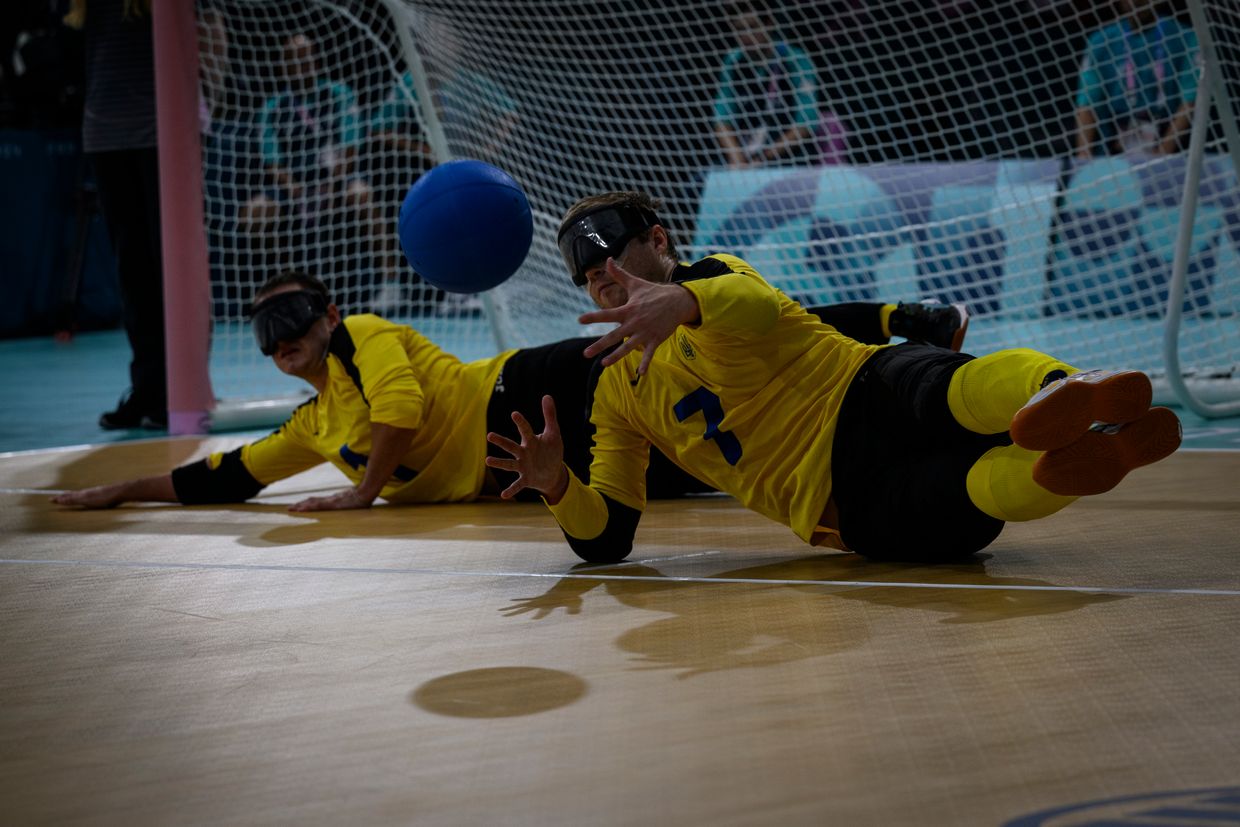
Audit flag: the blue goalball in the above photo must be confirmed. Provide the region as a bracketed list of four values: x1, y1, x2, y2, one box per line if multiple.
[397, 159, 534, 294]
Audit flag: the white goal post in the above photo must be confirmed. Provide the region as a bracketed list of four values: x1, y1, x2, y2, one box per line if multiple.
[159, 0, 1240, 433]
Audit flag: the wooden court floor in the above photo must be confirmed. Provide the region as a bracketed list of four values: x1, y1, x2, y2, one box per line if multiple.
[2, 437, 1239, 825]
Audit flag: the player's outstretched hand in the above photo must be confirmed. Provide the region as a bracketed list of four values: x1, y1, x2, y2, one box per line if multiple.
[51, 484, 125, 509]
[288, 487, 373, 512]
[485, 395, 569, 502]
[579, 258, 700, 376]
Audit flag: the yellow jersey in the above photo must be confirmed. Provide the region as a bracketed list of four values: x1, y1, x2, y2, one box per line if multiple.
[172, 314, 514, 504]
[549, 254, 880, 556]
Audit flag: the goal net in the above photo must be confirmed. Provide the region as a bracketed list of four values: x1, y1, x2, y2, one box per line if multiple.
[195, 0, 1240, 423]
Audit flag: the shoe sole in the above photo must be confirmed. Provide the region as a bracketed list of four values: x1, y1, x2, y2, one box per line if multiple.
[1010, 370, 1153, 452]
[1032, 406, 1182, 496]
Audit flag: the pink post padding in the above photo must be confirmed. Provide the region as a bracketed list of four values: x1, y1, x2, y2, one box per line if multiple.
[153, 0, 214, 434]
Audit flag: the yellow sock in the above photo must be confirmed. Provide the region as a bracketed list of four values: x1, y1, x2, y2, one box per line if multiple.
[948, 348, 1077, 434]
[967, 444, 1077, 522]
[879, 304, 896, 339]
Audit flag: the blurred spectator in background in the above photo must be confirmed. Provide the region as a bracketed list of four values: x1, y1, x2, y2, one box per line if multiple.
[3, 2, 84, 129]
[713, 0, 845, 167]
[196, 6, 235, 134]
[239, 34, 388, 301]
[68, 0, 167, 429]
[1074, 0, 1200, 159]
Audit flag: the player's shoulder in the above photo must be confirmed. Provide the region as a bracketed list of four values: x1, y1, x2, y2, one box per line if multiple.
[345, 312, 415, 333]
[675, 252, 765, 281]
[341, 314, 425, 353]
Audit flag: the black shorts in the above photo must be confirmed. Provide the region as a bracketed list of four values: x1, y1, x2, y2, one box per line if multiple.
[831, 344, 1009, 561]
[485, 338, 597, 501]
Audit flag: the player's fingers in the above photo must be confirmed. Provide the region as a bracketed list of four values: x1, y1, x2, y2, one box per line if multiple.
[605, 257, 634, 282]
[486, 432, 522, 456]
[510, 410, 535, 442]
[541, 395, 559, 438]
[582, 327, 629, 358]
[637, 347, 655, 377]
[484, 456, 520, 472]
[600, 337, 638, 367]
[579, 307, 622, 327]
[500, 478, 528, 500]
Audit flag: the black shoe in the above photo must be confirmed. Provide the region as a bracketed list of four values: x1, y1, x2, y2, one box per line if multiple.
[889, 302, 969, 351]
[99, 392, 167, 431]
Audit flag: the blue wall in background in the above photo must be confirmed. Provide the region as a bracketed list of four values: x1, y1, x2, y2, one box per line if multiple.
[0, 129, 122, 338]
[694, 157, 1240, 319]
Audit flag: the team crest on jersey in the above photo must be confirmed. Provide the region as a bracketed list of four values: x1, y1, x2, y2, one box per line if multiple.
[678, 334, 696, 360]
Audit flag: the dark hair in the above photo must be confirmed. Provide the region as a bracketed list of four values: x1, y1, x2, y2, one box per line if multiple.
[253, 270, 331, 307]
[559, 191, 678, 261]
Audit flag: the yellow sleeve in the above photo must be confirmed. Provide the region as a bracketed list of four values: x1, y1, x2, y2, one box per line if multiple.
[239, 400, 328, 484]
[585, 378, 650, 512]
[679, 266, 780, 340]
[546, 468, 609, 539]
[544, 367, 647, 564]
[171, 401, 325, 504]
[350, 320, 426, 429]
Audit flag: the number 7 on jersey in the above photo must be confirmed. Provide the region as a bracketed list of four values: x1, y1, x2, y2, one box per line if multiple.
[673, 386, 742, 465]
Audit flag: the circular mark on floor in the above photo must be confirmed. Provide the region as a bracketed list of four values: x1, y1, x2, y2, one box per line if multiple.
[412, 667, 587, 718]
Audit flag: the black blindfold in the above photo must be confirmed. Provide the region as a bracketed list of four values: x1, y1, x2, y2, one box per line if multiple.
[250, 290, 328, 356]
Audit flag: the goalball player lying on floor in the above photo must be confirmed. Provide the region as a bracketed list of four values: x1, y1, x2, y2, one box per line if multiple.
[51, 270, 966, 511]
[485, 191, 1182, 563]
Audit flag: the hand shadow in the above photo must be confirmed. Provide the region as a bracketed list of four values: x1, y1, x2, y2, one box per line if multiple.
[500, 554, 1126, 678]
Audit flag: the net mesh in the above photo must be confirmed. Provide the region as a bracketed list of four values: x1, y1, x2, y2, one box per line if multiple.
[197, 0, 1240, 410]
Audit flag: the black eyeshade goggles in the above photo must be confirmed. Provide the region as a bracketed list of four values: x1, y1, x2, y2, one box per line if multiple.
[557, 205, 659, 286]
[250, 290, 328, 356]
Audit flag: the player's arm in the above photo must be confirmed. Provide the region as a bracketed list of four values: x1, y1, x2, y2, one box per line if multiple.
[581, 258, 701, 374]
[287, 421, 415, 512]
[485, 395, 646, 564]
[581, 257, 779, 374]
[676, 261, 780, 339]
[51, 475, 178, 509]
[290, 322, 424, 512]
[53, 408, 326, 510]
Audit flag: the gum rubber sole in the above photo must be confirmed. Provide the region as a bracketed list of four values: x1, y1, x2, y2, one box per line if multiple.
[1010, 370, 1153, 452]
[1032, 406, 1182, 496]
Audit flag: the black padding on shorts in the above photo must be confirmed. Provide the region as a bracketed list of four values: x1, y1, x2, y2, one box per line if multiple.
[171, 449, 264, 504]
[831, 344, 1008, 562]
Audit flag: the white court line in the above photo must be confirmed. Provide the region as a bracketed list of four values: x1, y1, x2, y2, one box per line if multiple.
[1, 557, 1238, 597]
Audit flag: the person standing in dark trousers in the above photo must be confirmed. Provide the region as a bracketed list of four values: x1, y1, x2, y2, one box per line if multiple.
[69, 0, 166, 429]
